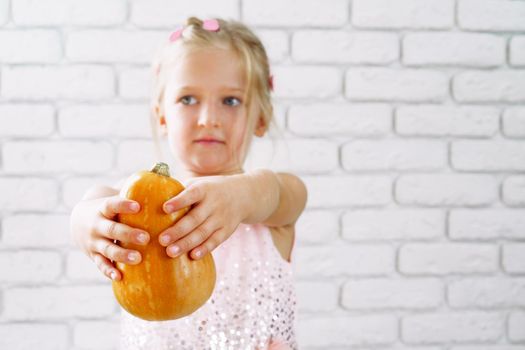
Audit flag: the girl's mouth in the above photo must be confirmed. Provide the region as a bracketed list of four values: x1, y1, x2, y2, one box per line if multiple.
[194, 139, 224, 145]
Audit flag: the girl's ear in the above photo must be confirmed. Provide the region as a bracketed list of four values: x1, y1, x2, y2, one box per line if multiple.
[254, 114, 267, 137]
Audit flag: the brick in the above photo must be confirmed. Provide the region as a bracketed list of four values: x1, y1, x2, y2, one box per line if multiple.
[293, 30, 398, 64]
[247, 138, 338, 174]
[402, 312, 503, 344]
[273, 66, 341, 99]
[396, 174, 498, 207]
[67, 30, 164, 63]
[298, 315, 397, 347]
[453, 71, 525, 102]
[3, 141, 113, 174]
[131, 0, 239, 27]
[510, 36, 525, 66]
[3, 286, 116, 320]
[342, 278, 442, 310]
[0, 30, 62, 63]
[345, 68, 448, 102]
[12, 0, 127, 26]
[295, 245, 394, 278]
[73, 320, 119, 349]
[403, 33, 504, 67]
[503, 176, 525, 206]
[303, 175, 391, 208]
[342, 140, 446, 171]
[0, 0, 8, 25]
[380, 348, 443, 350]
[503, 107, 525, 138]
[508, 311, 525, 342]
[1, 214, 71, 248]
[116, 140, 158, 174]
[453, 347, 525, 350]
[379, 348, 443, 350]
[0, 251, 62, 283]
[0, 178, 58, 211]
[0, 324, 69, 350]
[288, 103, 391, 137]
[352, 0, 454, 29]
[342, 209, 444, 241]
[243, 0, 347, 27]
[295, 210, 339, 244]
[59, 104, 151, 138]
[452, 140, 525, 171]
[2, 65, 115, 101]
[503, 243, 525, 274]
[449, 278, 525, 308]
[399, 243, 498, 275]
[458, 0, 525, 32]
[62, 176, 120, 209]
[66, 251, 108, 283]
[0, 104, 55, 137]
[119, 67, 151, 99]
[255, 30, 288, 63]
[295, 281, 338, 312]
[450, 209, 525, 240]
[396, 105, 499, 137]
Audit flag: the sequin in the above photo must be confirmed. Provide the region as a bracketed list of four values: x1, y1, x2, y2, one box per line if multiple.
[118, 223, 297, 349]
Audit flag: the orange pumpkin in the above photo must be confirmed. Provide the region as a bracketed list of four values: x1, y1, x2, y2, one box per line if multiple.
[112, 162, 216, 321]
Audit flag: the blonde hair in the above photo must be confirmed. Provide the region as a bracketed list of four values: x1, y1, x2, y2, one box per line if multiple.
[149, 17, 275, 167]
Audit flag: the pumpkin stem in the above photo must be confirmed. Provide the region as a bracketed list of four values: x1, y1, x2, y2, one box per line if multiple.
[151, 162, 170, 177]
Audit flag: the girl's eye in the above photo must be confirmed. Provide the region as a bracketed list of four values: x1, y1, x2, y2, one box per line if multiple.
[180, 96, 197, 105]
[224, 97, 241, 107]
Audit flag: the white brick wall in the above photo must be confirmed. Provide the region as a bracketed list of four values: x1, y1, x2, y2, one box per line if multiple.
[1, 0, 524, 349]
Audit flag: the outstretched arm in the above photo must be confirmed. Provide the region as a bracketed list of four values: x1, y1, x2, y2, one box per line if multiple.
[158, 169, 307, 260]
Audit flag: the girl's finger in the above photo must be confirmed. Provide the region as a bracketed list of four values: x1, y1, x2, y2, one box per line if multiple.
[163, 184, 204, 214]
[95, 218, 149, 246]
[92, 252, 121, 281]
[165, 217, 217, 258]
[92, 238, 142, 265]
[159, 205, 210, 246]
[190, 228, 224, 260]
[99, 196, 140, 219]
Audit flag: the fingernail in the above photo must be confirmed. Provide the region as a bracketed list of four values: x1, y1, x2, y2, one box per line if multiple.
[110, 270, 117, 280]
[194, 250, 202, 259]
[128, 252, 139, 262]
[160, 235, 170, 245]
[169, 245, 180, 257]
[136, 232, 148, 244]
[164, 204, 173, 213]
[130, 202, 139, 212]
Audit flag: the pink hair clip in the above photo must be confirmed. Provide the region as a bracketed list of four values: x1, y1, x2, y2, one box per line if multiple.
[169, 19, 220, 42]
[169, 26, 184, 42]
[202, 19, 220, 31]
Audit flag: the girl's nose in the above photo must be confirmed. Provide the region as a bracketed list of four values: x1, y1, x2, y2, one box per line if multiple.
[197, 101, 220, 127]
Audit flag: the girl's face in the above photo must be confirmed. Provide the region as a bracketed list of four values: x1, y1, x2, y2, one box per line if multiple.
[162, 47, 265, 177]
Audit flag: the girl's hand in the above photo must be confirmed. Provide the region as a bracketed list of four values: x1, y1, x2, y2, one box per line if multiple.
[158, 175, 251, 260]
[70, 191, 150, 281]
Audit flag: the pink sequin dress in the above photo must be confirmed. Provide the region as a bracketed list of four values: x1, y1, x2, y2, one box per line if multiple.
[118, 223, 297, 350]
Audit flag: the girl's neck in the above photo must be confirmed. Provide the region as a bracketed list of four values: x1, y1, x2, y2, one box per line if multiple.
[181, 167, 245, 180]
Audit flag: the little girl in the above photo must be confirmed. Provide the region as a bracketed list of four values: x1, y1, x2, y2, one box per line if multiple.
[70, 17, 307, 350]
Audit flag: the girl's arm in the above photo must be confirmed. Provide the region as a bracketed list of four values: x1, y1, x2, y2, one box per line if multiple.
[240, 169, 308, 228]
[158, 170, 307, 260]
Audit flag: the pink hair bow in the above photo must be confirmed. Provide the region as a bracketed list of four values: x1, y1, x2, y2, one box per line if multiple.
[169, 19, 220, 42]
